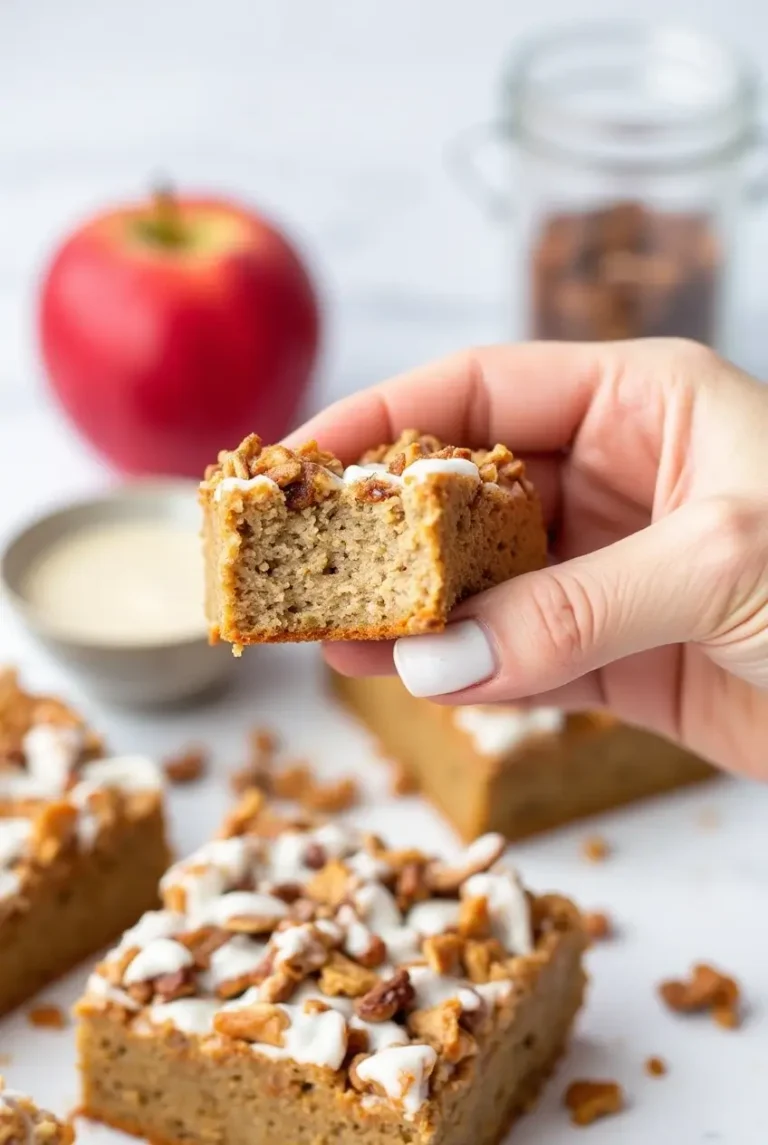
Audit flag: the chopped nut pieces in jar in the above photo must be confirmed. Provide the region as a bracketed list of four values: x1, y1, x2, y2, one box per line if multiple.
[563, 1079, 624, 1126]
[582, 911, 612, 942]
[0, 1078, 74, 1144]
[581, 835, 610, 863]
[0, 668, 169, 1017]
[200, 429, 546, 646]
[645, 1056, 667, 1077]
[27, 1003, 67, 1029]
[163, 747, 208, 784]
[658, 963, 741, 1029]
[77, 798, 587, 1145]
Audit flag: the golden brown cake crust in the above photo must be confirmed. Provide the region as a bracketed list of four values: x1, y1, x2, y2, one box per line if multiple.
[200, 429, 546, 648]
[77, 795, 586, 1145]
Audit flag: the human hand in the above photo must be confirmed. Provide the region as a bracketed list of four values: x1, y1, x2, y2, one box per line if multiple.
[286, 339, 768, 779]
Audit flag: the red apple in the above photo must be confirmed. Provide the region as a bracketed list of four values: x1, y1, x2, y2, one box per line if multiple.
[39, 190, 320, 476]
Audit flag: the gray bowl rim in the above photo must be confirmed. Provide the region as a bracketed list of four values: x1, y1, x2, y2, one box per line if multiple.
[1, 478, 212, 654]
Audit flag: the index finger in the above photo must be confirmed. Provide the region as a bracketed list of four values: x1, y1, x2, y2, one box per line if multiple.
[285, 341, 609, 462]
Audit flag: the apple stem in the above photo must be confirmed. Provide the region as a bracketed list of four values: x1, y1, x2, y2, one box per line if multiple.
[136, 184, 187, 250]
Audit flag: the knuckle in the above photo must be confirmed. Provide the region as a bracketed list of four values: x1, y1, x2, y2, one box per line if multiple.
[524, 570, 599, 669]
[688, 497, 758, 571]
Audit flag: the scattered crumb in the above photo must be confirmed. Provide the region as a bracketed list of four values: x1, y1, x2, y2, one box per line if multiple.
[27, 1003, 67, 1029]
[250, 727, 280, 758]
[582, 911, 612, 942]
[658, 963, 741, 1029]
[563, 1079, 624, 1126]
[581, 835, 610, 863]
[390, 761, 419, 797]
[230, 726, 280, 794]
[644, 1056, 667, 1077]
[163, 746, 208, 785]
[302, 776, 358, 813]
[271, 761, 313, 800]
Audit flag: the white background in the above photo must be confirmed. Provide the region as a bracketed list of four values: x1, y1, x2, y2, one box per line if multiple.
[0, 3, 766, 1142]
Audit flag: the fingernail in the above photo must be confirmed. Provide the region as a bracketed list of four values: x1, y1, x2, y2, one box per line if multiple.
[393, 619, 496, 698]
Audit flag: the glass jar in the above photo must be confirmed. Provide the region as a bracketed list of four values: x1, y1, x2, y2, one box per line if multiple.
[455, 23, 765, 354]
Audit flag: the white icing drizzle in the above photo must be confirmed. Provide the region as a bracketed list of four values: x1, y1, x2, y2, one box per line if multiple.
[349, 1015, 409, 1052]
[355, 1044, 437, 1118]
[406, 899, 461, 937]
[463, 868, 532, 956]
[342, 464, 403, 487]
[123, 938, 194, 984]
[0, 869, 22, 902]
[85, 970, 141, 1011]
[0, 818, 32, 869]
[78, 754, 162, 793]
[213, 475, 280, 502]
[22, 723, 83, 791]
[118, 910, 185, 950]
[200, 936, 267, 991]
[454, 706, 565, 756]
[474, 979, 514, 1006]
[148, 997, 219, 1035]
[402, 458, 480, 484]
[190, 890, 289, 930]
[407, 967, 481, 1013]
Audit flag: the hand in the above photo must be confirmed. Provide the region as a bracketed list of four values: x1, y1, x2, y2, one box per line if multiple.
[286, 339, 768, 780]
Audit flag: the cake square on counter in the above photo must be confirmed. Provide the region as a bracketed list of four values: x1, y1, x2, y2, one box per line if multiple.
[76, 792, 586, 1145]
[332, 674, 714, 841]
[0, 669, 170, 1016]
[199, 430, 546, 647]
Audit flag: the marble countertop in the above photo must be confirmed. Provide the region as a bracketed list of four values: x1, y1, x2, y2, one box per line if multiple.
[0, 2, 766, 1141]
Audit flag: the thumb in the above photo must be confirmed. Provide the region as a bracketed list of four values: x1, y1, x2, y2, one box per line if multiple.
[393, 498, 761, 700]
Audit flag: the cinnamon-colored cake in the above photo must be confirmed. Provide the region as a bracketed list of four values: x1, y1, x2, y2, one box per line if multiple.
[0, 1078, 74, 1143]
[333, 674, 714, 841]
[77, 793, 586, 1145]
[199, 430, 546, 648]
[0, 669, 170, 1016]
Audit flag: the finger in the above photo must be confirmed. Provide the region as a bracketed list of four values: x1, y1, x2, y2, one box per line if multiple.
[285, 342, 610, 461]
[323, 641, 395, 677]
[390, 498, 754, 702]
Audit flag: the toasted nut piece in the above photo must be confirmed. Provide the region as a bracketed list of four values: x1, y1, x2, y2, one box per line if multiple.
[319, 952, 378, 998]
[271, 763, 312, 800]
[27, 1004, 67, 1030]
[152, 969, 196, 1002]
[658, 962, 740, 1028]
[305, 860, 352, 908]
[563, 1080, 624, 1126]
[163, 747, 208, 784]
[176, 926, 231, 970]
[220, 789, 266, 837]
[355, 934, 387, 970]
[462, 938, 505, 984]
[581, 835, 610, 862]
[302, 777, 358, 814]
[583, 911, 612, 942]
[407, 999, 477, 1064]
[30, 801, 78, 864]
[645, 1056, 667, 1077]
[423, 933, 463, 977]
[355, 969, 415, 1022]
[214, 1003, 290, 1046]
[458, 896, 491, 940]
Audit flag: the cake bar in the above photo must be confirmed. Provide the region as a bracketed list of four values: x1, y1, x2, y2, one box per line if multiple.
[199, 429, 546, 646]
[0, 669, 170, 1015]
[0, 1079, 74, 1143]
[77, 793, 586, 1145]
[333, 674, 714, 841]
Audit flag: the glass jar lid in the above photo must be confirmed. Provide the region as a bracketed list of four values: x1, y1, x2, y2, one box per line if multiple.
[504, 22, 758, 171]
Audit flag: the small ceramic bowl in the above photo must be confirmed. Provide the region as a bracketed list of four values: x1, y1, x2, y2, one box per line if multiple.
[1, 482, 233, 706]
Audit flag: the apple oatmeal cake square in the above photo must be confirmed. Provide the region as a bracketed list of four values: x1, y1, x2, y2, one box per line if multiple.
[0, 668, 170, 1016]
[199, 429, 546, 647]
[76, 793, 586, 1145]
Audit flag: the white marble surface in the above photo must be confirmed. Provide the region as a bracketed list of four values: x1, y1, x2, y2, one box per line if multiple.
[0, 2, 767, 1141]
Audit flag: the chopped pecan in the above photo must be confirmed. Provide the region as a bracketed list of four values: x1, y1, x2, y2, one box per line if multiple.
[289, 898, 318, 924]
[152, 969, 196, 1002]
[271, 762, 312, 800]
[423, 933, 463, 977]
[319, 952, 378, 998]
[302, 842, 327, 870]
[355, 934, 387, 970]
[407, 999, 477, 1064]
[458, 895, 491, 940]
[303, 998, 330, 1015]
[427, 834, 506, 894]
[395, 861, 429, 911]
[302, 777, 358, 814]
[163, 747, 208, 784]
[563, 1080, 624, 1126]
[645, 1056, 667, 1077]
[219, 789, 266, 838]
[259, 969, 298, 1003]
[658, 963, 740, 1028]
[213, 1003, 289, 1046]
[224, 908, 286, 936]
[583, 911, 612, 942]
[305, 859, 352, 908]
[27, 1004, 67, 1030]
[354, 969, 414, 1022]
[581, 835, 610, 863]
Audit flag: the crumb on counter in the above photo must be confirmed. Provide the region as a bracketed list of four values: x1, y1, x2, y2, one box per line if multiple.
[163, 747, 208, 784]
[581, 835, 611, 863]
[563, 1079, 624, 1126]
[658, 963, 741, 1029]
[27, 1004, 67, 1030]
[582, 911, 612, 942]
[644, 1056, 667, 1077]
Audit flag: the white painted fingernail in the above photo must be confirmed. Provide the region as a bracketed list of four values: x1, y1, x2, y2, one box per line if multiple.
[393, 620, 496, 698]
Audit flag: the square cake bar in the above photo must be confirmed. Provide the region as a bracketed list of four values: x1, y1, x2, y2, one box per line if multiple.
[77, 793, 586, 1145]
[199, 429, 546, 647]
[0, 669, 170, 1016]
[333, 674, 714, 841]
[0, 1079, 73, 1143]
